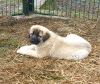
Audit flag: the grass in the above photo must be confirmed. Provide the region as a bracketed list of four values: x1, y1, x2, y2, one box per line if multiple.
[0, 32, 18, 47]
[33, 73, 61, 80]
[0, 15, 100, 84]
[40, 0, 54, 10]
[0, 31, 18, 57]
[0, 38, 18, 47]
[0, 47, 7, 58]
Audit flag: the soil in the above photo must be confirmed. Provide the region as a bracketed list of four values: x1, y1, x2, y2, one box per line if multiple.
[0, 15, 100, 84]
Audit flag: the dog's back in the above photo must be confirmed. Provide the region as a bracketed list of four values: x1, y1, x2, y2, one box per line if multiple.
[49, 34, 92, 60]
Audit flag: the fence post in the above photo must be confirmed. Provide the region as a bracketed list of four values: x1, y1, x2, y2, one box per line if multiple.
[22, 0, 29, 15]
[22, 0, 34, 15]
[32, 0, 34, 12]
[29, 0, 34, 12]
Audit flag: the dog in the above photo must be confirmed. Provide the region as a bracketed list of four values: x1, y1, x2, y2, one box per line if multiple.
[17, 25, 92, 60]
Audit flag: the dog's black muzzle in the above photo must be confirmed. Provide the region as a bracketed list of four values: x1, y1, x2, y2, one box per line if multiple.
[30, 34, 40, 45]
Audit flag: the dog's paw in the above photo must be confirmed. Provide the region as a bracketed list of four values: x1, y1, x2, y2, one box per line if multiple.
[19, 46, 28, 50]
[16, 46, 29, 54]
[17, 49, 22, 54]
[17, 49, 26, 54]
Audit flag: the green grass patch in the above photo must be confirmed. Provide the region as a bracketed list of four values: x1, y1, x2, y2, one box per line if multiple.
[31, 70, 61, 80]
[18, 55, 26, 58]
[34, 73, 61, 80]
[0, 36, 18, 47]
[40, 0, 54, 10]
[0, 31, 18, 58]
[0, 31, 18, 47]
[0, 47, 7, 58]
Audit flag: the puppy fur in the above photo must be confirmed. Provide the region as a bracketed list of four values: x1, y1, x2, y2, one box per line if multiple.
[17, 25, 92, 60]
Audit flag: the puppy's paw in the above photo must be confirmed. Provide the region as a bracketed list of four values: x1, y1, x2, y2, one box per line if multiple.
[19, 46, 28, 50]
[17, 49, 22, 54]
[17, 49, 26, 54]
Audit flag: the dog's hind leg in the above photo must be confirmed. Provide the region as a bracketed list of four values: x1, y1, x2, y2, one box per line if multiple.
[67, 49, 90, 60]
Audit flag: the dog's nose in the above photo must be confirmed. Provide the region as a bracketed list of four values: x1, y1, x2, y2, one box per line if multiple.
[30, 35, 40, 45]
[33, 35, 36, 39]
[33, 35, 37, 41]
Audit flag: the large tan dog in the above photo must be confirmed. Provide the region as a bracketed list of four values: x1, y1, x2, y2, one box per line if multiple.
[17, 25, 92, 60]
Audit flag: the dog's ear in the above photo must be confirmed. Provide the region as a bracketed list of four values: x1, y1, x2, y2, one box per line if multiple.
[43, 33, 50, 42]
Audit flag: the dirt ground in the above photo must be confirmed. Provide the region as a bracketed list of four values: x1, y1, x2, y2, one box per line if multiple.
[0, 15, 100, 84]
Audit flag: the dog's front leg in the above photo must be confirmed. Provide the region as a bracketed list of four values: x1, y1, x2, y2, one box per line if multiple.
[17, 49, 38, 58]
[19, 45, 36, 50]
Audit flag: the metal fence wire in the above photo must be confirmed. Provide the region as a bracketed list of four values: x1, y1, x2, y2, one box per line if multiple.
[0, 0, 100, 20]
[34, 0, 100, 19]
[0, 0, 23, 16]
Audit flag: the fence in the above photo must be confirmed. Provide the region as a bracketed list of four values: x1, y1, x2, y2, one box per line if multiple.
[34, 0, 100, 19]
[0, 0, 23, 16]
[0, 0, 100, 19]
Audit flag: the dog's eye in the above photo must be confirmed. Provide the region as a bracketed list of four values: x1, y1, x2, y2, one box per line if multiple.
[36, 33, 42, 37]
[32, 32, 41, 37]
[38, 34, 42, 37]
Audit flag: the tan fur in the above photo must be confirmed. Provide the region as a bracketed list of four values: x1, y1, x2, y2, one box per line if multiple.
[17, 25, 92, 60]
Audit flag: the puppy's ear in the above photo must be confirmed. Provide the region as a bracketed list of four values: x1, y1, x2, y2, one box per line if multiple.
[43, 33, 50, 42]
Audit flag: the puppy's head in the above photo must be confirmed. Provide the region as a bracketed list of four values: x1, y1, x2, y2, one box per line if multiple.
[29, 25, 50, 45]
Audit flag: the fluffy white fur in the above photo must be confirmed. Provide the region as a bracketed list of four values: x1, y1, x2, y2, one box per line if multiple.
[17, 25, 92, 60]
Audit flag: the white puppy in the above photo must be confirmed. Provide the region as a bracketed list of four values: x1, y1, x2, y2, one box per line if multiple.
[17, 25, 92, 60]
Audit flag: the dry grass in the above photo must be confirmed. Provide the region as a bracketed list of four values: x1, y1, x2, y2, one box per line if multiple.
[0, 15, 100, 84]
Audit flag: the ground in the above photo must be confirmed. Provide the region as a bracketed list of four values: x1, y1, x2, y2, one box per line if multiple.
[0, 15, 100, 84]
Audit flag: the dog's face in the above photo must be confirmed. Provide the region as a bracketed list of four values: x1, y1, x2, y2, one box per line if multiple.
[29, 25, 50, 45]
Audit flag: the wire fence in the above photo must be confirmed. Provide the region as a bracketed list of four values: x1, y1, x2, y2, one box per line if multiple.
[34, 0, 100, 19]
[0, 0, 100, 20]
[0, 0, 23, 16]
